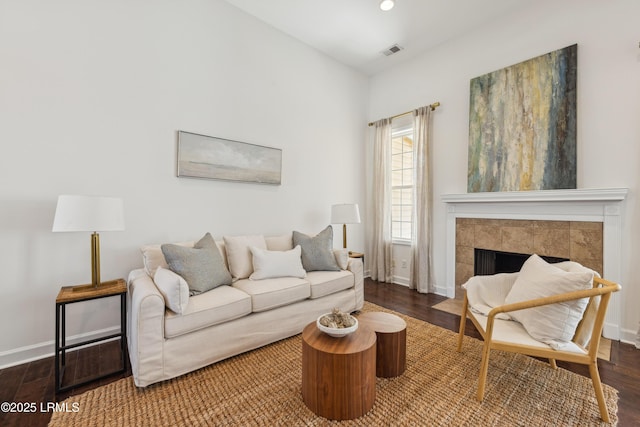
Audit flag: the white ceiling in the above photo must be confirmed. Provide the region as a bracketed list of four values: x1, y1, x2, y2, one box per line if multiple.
[223, 0, 529, 75]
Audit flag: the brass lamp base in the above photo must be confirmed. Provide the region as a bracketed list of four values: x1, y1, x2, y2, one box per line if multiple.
[70, 231, 119, 292]
[71, 279, 122, 292]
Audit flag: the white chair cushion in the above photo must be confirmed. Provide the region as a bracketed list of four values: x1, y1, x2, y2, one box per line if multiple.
[249, 245, 306, 280]
[504, 254, 594, 350]
[233, 277, 310, 312]
[469, 310, 587, 355]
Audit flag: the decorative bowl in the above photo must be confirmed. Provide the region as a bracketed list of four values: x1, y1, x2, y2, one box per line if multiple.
[316, 314, 358, 338]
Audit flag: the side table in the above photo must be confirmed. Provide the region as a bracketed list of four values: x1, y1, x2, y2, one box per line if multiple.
[357, 312, 407, 378]
[349, 251, 364, 267]
[301, 322, 376, 420]
[55, 279, 127, 394]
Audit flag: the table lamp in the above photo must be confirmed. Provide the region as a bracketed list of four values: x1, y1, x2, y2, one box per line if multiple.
[331, 203, 361, 249]
[52, 195, 125, 291]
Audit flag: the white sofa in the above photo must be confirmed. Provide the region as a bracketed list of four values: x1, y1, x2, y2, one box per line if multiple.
[127, 231, 364, 387]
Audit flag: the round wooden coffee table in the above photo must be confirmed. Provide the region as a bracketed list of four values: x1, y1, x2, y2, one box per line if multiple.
[357, 312, 407, 378]
[301, 322, 376, 420]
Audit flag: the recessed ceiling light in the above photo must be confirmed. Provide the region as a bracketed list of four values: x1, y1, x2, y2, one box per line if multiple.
[380, 0, 395, 12]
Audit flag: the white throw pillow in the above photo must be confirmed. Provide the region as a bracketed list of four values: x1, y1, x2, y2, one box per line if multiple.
[333, 249, 349, 270]
[154, 266, 190, 314]
[249, 245, 306, 280]
[504, 254, 594, 350]
[223, 235, 268, 279]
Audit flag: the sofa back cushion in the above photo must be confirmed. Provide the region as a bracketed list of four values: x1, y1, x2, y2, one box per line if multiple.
[265, 233, 293, 251]
[223, 235, 268, 279]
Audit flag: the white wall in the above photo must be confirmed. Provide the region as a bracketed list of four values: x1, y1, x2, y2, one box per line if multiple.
[367, 0, 640, 343]
[0, 0, 368, 366]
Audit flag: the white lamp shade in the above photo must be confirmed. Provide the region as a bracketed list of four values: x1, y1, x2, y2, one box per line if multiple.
[331, 204, 361, 224]
[52, 195, 125, 232]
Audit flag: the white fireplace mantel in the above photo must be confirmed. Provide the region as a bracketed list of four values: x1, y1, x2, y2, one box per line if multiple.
[442, 188, 628, 339]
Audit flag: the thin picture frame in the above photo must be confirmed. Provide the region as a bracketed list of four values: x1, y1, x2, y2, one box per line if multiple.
[177, 131, 282, 185]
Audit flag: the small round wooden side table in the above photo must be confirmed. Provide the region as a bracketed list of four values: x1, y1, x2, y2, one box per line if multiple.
[357, 312, 407, 378]
[301, 322, 376, 420]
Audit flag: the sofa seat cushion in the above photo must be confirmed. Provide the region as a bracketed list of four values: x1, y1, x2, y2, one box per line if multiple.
[233, 277, 310, 312]
[164, 285, 251, 339]
[306, 270, 354, 299]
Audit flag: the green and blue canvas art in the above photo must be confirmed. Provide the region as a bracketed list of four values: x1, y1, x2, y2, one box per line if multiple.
[468, 44, 577, 192]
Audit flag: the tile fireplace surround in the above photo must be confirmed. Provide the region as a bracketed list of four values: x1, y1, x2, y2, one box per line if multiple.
[442, 188, 628, 340]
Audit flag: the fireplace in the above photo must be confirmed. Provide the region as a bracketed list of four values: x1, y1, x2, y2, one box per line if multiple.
[442, 188, 628, 340]
[474, 249, 569, 276]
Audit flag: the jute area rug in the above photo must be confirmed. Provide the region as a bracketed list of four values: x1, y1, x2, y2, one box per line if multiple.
[49, 302, 618, 426]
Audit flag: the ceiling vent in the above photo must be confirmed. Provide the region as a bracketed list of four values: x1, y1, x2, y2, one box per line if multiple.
[382, 44, 404, 56]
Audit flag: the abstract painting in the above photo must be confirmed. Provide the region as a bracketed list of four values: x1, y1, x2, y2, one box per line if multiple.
[468, 44, 577, 192]
[177, 131, 282, 185]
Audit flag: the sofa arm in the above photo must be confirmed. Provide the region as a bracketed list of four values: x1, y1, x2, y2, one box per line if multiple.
[347, 257, 364, 310]
[127, 269, 166, 387]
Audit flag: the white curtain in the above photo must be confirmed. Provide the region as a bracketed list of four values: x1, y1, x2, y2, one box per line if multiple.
[410, 106, 434, 293]
[370, 118, 393, 283]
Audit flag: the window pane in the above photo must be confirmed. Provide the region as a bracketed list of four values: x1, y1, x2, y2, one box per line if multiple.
[402, 136, 413, 151]
[401, 188, 412, 203]
[392, 189, 402, 204]
[392, 170, 403, 186]
[402, 168, 413, 185]
[402, 205, 412, 222]
[392, 154, 403, 170]
[392, 138, 403, 154]
[390, 121, 414, 241]
[401, 222, 412, 239]
[392, 222, 401, 238]
[403, 151, 413, 167]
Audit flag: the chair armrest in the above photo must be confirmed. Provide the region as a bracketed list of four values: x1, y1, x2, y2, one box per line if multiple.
[487, 277, 621, 320]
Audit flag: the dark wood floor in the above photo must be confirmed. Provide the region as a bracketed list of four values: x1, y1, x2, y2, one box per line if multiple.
[1, 278, 638, 426]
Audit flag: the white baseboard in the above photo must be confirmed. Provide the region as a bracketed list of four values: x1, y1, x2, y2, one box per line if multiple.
[0, 326, 122, 369]
[620, 327, 639, 347]
[432, 283, 451, 297]
[392, 275, 410, 287]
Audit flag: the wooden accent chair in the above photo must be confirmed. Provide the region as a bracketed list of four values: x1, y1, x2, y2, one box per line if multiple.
[457, 267, 621, 423]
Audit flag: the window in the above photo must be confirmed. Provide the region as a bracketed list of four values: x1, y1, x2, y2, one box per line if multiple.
[391, 120, 413, 241]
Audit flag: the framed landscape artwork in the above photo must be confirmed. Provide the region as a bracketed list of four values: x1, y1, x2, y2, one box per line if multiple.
[467, 44, 577, 192]
[177, 131, 282, 185]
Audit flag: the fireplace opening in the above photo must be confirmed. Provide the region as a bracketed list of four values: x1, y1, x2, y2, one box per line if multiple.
[474, 249, 569, 276]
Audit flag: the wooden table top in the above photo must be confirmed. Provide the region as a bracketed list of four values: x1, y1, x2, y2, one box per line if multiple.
[357, 312, 406, 333]
[56, 279, 126, 304]
[302, 322, 376, 355]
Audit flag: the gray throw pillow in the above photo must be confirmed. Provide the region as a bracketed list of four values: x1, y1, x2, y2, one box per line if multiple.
[293, 226, 340, 272]
[161, 233, 232, 295]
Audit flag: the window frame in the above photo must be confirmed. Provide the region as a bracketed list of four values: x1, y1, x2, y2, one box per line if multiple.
[390, 120, 414, 244]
